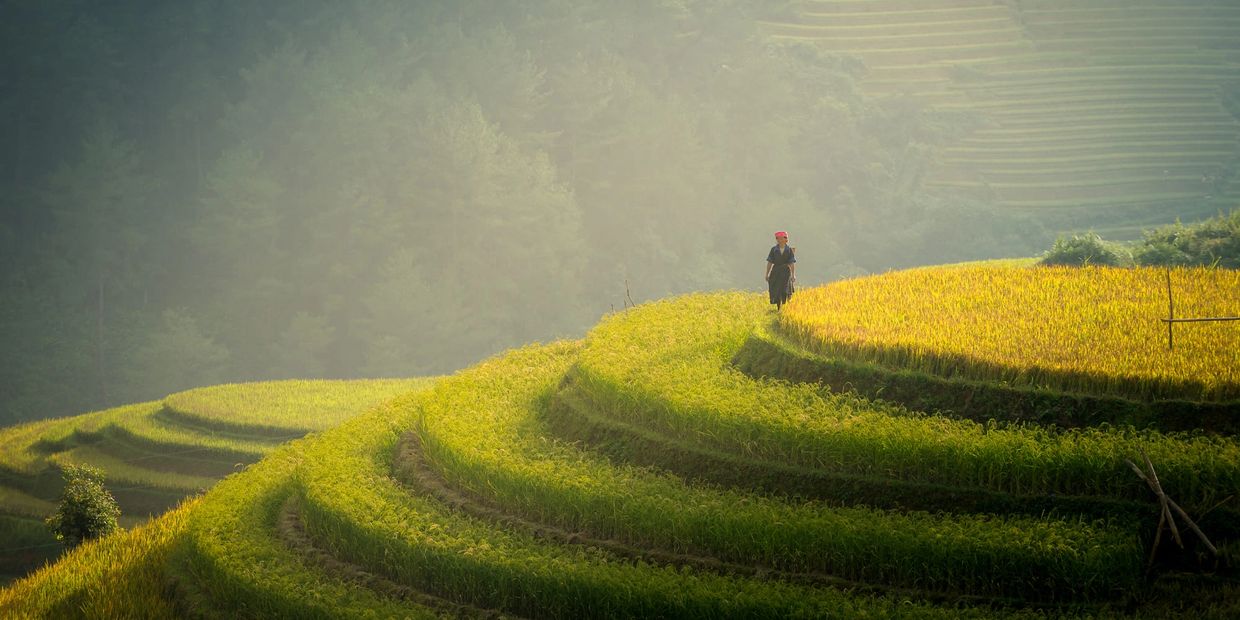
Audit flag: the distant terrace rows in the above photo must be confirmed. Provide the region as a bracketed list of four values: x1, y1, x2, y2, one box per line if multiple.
[760, 0, 1240, 228]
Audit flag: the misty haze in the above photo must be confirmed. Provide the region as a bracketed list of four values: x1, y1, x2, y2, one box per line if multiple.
[3, 0, 1237, 426]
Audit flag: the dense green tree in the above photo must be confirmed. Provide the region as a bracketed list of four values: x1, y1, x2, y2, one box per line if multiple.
[45, 464, 120, 549]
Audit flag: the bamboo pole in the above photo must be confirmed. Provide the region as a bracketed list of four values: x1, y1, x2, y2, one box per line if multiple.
[1160, 317, 1240, 323]
[1141, 449, 1182, 548]
[1126, 449, 1219, 568]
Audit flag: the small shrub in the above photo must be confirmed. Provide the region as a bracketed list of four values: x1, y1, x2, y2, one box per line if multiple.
[1134, 239, 1192, 267]
[46, 464, 121, 548]
[1039, 232, 1131, 267]
[1136, 211, 1240, 268]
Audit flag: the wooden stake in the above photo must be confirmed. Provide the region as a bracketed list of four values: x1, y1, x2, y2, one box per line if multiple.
[1142, 449, 1182, 548]
[1166, 496, 1219, 556]
[1126, 449, 1219, 567]
[1147, 508, 1167, 571]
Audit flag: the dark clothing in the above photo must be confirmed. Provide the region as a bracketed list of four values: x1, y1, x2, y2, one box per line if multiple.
[766, 245, 796, 306]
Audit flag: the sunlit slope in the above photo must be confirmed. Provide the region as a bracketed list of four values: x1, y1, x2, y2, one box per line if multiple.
[769, 263, 1240, 419]
[779, 265, 1239, 402]
[741, 267, 1239, 438]
[5, 287, 1240, 616]
[0, 379, 426, 584]
[762, 0, 1240, 220]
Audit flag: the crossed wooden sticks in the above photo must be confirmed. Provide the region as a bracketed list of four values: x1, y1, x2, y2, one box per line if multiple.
[1125, 448, 1219, 570]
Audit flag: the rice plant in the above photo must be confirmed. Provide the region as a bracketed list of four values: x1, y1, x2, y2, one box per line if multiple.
[780, 265, 1239, 402]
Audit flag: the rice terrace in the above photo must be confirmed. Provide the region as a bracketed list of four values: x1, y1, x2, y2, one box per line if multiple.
[3, 0, 1240, 618]
[0, 262, 1235, 617]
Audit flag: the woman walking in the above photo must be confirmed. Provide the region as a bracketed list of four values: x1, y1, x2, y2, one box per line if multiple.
[765, 231, 796, 310]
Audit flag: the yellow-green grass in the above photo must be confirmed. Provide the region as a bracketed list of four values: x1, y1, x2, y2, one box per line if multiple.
[0, 377, 441, 616]
[734, 314, 1240, 459]
[0, 485, 55, 519]
[47, 447, 216, 494]
[0, 421, 62, 481]
[0, 379, 433, 587]
[410, 343, 1139, 602]
[175, 440, 443, 619]
[0, 483, 147, 530]
[0, 403, 221, 491]
[296, 348, 1038, 618]
[0, 498, 196, 619]
[124, 405, 276, 454]
[0, 405, 146, 478]
[933, 257, 1041, 270]
[0, 380, 432, 504]
[570, 292, 1240, 506]
[0, 404, 164, 506]
[96, 418, 268, 465]
[65, 426, 251, 481]
[781, 265, 1239, 403]
[162, 378, 430, 436]
[1, 400, 250, 517]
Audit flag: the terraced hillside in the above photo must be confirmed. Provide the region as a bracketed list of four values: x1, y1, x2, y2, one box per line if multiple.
[0, 379, 426, 584]
[2, 264, 1238, 617]
[762, 0, 1240, 233]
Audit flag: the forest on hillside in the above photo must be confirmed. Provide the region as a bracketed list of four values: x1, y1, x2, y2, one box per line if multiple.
[0, 0, 1054, 425]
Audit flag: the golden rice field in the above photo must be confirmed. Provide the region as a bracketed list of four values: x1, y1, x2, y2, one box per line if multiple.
[779, 265, 1240, 402]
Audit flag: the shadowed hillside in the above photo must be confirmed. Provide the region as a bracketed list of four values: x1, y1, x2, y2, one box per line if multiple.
[15, 0, 1240, 430]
